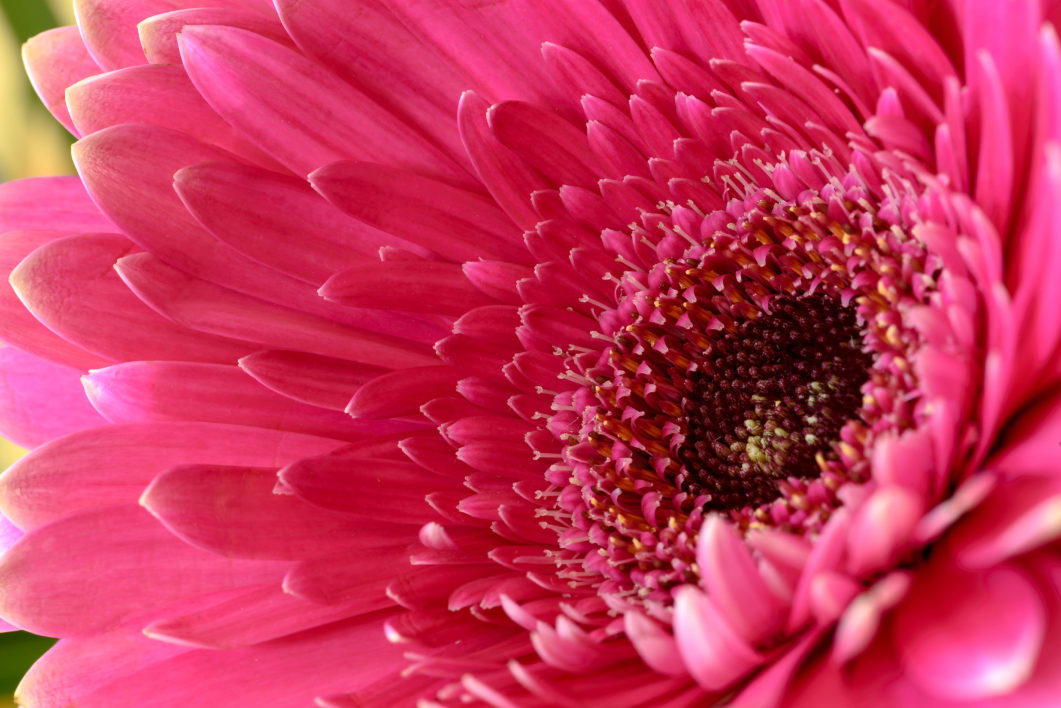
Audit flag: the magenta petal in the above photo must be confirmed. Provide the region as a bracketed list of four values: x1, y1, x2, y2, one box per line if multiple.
[275, 0, 469, 162]
[174, 161, 394, 287]
[16, 626, 187, 707]
[67, 64, 278, 168]
[321, 260, 496, 316]
[624, 611, 687, 677]
[239, 350, 382, 411]
[70, 124, 379, 327]
[178, 25, 465, 181]
[0, 504, 284, 636]
[697, 516, 786, 644]
[115, 253, 438, 368]
[139, 7, 294, 65]
[672, 586, 765, 691]
[894, 563, 1045, 700]
[310, 160, 525, 263]
[951, 477, 1061, 568]
[0, 347, 103, 449]
[347, 366, 460, 420]
[141, 464, 374, 560]
[41, 615, 403, 708]
[82, 361, 383, 442]
[143, 583, 373, 650]
[0, 177, 113, 233]
[0, 230, 111, 371]
[845, 485, 923, 578]
[0, 421, 342, 530]
[22, 27, 99, 135]
[489, 100, 599, 188]
[991, 385, 1061, 476]
[279, 456, 443, 523]
[283, 543, 417, 606]
[11, 233, 251, 364]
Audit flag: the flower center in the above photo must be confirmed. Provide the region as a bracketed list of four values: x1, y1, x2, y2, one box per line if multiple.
[680, 293, 872, 511]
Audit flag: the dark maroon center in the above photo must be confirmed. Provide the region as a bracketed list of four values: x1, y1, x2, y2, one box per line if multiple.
[678, 294, 872, 511]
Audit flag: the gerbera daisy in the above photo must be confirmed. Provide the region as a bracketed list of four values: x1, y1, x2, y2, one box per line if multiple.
[1, 0, 1060, 705]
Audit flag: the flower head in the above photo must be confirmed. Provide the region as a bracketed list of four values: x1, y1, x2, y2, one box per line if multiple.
[2, 0, 1061, 705]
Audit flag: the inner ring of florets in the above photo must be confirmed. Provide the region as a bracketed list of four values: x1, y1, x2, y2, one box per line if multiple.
[679, 292, 872, 511]
[552, 152, 939, 600]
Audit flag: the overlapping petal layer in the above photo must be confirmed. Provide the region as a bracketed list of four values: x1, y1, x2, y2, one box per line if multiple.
[2, 0, 1060, 705]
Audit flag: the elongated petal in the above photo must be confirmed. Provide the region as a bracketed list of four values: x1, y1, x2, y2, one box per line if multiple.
[0, 348, 103, 449]
[321, 261, 495, 316]
[67, 64, 277, 167]
[894, 563, 1045, 700]
[116, 253, 438, 368]
[0, 422, 343, 530]
[178, 25, 465, 181]
[11, 233, 251, 364]
[22, 27, 99, 135]
[310, 161, 525, 263]
[239, 350, 382, 411]
[0, 177, 113, 233]
[82, 361, 370, 441]
[142, 464, 375, 560]
[279, 456, 442, 522]
[672, 586, 765, 691]
[0, 504, 285, 636]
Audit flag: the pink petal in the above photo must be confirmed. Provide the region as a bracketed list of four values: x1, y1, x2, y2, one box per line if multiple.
[951, 477, 1061, 568]
[66, 64, 278, 167]
[0, 347, 103, 449]
[894, 563, 1045, 700]
[40, 614, 404, 707]
[274, 0, 470, 163]
[141, 464, 374, 560]
[82, 361, 372, 441]
[845, 485, 923, 578]
[832, 571, 912, 664]
[17, 626, 187, 707]
[22, 26, 99, 135]
[672, 586, 766, 691]
[380, 0, 558, 105]
[11, 233, 251, 364]
[279, 456, 443, 522]
[0, 230, 111, 371]
[174, 161, 404, 287]
[623, 611, 687, 677]
[178, 25, 465, 180]
[488, 100, 599, 188]
[310, 160, 525, 264]
[0, 504, 284, 636]
[71, 0, 162, 69]
[839, 0, 958, 101]
[347, 366, 459, 420]
[283, 543, 416, 605]
[990, 385, 1061, 476]
[0, 421, 343, 530]
[143, 584, 374, 650]
[697, 516, 787, 644]
[71, 124, 380, 326]
[115, 253, 438, 369]
[239, 350, 382, 411]
[457, 91, 547, 231]
[0, 176, 113, 233]
[139, 7, 294, 65]
[970, 51, 1015, 234]
[321, 260, 496, 316]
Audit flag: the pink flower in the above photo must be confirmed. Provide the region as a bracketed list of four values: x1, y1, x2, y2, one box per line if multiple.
[2, 0, 1061, 704]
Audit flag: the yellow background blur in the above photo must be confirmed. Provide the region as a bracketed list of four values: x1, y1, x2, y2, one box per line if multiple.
[1, 1, 78, 704]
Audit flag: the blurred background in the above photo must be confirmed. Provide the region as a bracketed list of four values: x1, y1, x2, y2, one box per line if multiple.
[0, 0, 78, 703]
